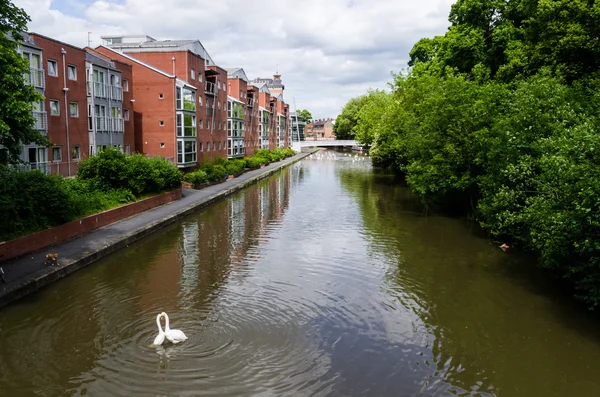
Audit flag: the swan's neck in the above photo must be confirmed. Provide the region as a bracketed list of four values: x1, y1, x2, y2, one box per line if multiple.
[164, 313, 171, 332]
[156, 315, 164, 334]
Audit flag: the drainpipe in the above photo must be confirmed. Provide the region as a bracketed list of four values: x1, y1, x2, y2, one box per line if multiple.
[172, 57, 176, 77]
[61, 48, 71, 176]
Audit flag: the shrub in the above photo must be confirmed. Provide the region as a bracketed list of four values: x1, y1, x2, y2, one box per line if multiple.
[183, 169, 208, 186]
[246, 157, 263, 169]
[78, 149, 181, 196]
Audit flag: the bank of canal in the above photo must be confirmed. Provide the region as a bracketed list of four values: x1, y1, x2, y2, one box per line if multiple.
[1, 149, 599, 396]
[0, 150, 315, 309]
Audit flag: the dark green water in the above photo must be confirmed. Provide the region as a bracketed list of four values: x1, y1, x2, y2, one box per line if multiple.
[1, 150, 599, 396]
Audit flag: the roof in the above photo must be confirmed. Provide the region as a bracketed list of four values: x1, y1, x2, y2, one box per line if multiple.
[102, 37, 216, 67]
[225, 67, 249, 82]
[227, 95, 244, 104]
[85, 51, 119, 71]
[96, 45, 175, 78]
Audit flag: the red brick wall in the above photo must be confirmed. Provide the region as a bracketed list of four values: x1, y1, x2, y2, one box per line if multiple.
[95, 47, 177, 161]
[0, 188, 182, 263]
[30, 34, 89, 171]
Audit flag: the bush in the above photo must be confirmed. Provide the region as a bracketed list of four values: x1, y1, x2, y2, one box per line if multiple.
[78, 148, 181, 196]
[183, 169, 208, 186]
[246, 157, 263, 169]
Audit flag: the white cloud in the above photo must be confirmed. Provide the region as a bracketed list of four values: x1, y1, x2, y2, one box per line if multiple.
[14, 0, 454, 118]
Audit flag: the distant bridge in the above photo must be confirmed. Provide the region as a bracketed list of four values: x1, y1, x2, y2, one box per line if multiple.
[298, 140, 359, 147]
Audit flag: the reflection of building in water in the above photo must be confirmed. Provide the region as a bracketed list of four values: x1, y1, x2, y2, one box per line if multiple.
[179, 221, 200, 309]
[229, 194, 246, 249]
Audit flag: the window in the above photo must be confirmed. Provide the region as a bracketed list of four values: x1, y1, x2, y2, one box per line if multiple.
[218, 101, 221, 110]
[198, 119, 203, 129]
[206, 141, 210, 151]
[199, 142, 203, 152]
[198, 72, 202, 83]
[123, 79, 129, 92]
[183, 88, 195, 111]
[198, 96, 203, 106]
[124, 108, 130, 121]
[47, 60, 58, 76]
[159, 93, 164, 99]
[160, 143, 165, 148]
[217, 80, 221, 89]
[71, 145, 80, 160]
[213, 142, 216, 150]
[159, 120, 165, 126]
[69, 102, 78, 117]
[52, 146, 62, 162]
[191, 68, 195, 80]
[126, 144, 131, 155]
[68, 65, 77, 80]
[50, 100, 60, 116]
[218, 142, 221, 150]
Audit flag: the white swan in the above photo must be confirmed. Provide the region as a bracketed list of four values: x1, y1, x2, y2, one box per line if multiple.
[153, 313, 166, 345]
[161, 312, 188, 344]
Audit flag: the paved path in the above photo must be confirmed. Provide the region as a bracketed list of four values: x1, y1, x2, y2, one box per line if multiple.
[0, 151, 314, 308]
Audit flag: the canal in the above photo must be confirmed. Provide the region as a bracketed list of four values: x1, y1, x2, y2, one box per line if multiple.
[1, 149, 600, 396]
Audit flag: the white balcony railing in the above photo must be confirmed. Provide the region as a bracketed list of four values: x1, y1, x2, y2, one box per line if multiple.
[111, 117, 124, 132]
[24, 67, 45, 89]
[93, 82, 107, 98]
[96, 116, 124, 132]
[32, 110, 48, 131]
[110, 85, 123, 101]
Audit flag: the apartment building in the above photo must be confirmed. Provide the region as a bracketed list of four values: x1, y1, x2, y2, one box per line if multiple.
[99, 35, 229, 165]
[84, 49, 128, 155]
[226, 67, 260, 158]
[28, 33, 89, 176]
[15, 33, 47, 171]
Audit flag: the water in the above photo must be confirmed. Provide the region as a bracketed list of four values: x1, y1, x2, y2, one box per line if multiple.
[1, 149, 600, 396]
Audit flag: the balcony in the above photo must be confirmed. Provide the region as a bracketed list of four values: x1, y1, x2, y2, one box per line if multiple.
[96, 116, 107, 131]
[32, 110, 47, 131]
[205, 81, 216, 95]
[111, 117, 124, 132]
[24, 67, 45, 89]
[110, 85, 123, 101]
[93, 82, 108, 98]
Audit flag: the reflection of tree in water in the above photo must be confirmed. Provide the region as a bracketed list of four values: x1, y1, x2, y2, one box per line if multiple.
[337, 168, 505, 396]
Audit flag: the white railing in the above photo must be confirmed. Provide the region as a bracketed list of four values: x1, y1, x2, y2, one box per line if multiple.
[93, 82, 108, 98]
[110, 85, 123, 101]
[14, 161, 80, 176]
[24, 67, 45, 88]
[96, 116, 124, 132]
[32, 110, 47, 131]
[111, 117, 124, 132]
[299, 140, 360, 147]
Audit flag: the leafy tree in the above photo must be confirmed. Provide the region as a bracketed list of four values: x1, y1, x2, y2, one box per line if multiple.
[333, 95, 372, 140]
[0, 0, 47, 165]
[297, 109, 312, 123]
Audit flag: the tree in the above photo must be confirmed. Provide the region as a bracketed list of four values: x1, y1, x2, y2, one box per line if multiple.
[0, 0, 47, 165]
[333, 95, 372, 140]
[297, 109, 312, 123]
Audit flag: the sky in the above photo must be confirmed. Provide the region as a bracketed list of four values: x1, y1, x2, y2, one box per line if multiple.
[14, 0, 455, 119]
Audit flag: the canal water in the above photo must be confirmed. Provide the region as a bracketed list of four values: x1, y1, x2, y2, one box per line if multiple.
[1, 150, 600, 396]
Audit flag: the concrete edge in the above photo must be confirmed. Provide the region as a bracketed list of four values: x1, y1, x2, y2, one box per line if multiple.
[0, 149, 317, 308]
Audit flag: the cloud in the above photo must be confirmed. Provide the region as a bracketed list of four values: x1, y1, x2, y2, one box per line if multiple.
[14, 0, 454, 118]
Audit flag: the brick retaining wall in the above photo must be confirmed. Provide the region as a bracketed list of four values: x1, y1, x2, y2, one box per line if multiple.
[0, 187, 182, 263]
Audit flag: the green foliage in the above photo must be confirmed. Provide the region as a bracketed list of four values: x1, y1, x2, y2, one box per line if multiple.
[245, 157, 263, 169]
[77, 148, 181, 195]
[297, 109, 313, 123]
[0, 0, 49, 165]
[225, 159, 246, 176]
[339, 0, 600, 307]
[0, 167, 135, 241]
[183, 169, 208, 186]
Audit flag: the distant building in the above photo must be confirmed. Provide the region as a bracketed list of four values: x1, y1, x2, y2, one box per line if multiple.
[310, 118, 334, 139]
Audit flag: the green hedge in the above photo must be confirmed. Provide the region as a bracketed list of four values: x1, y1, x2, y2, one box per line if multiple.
[77, 148, 181, 196]
[0, 149, 182, 242]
